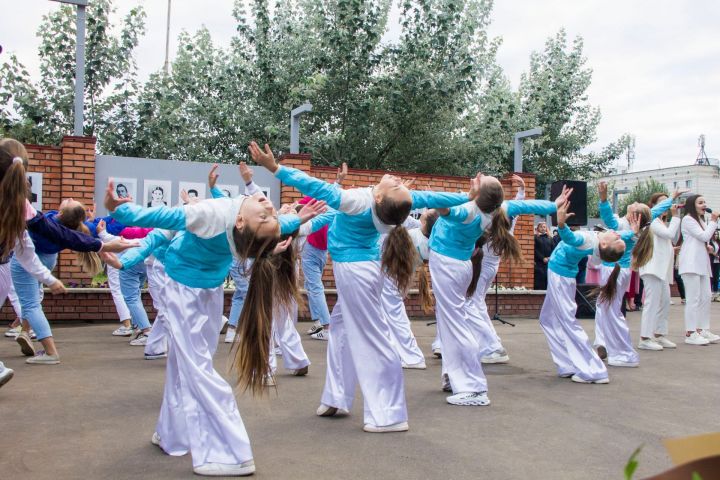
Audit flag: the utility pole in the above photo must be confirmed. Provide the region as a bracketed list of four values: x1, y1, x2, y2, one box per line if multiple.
[163, 0, 172, 74]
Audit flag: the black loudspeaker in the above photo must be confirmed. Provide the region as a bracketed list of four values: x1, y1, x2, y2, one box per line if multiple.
[550, 180, 587, 226]
[575, 284, 597, 318]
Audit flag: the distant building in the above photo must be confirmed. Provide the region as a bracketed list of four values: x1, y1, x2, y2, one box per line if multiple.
[597, 162, 720, 211]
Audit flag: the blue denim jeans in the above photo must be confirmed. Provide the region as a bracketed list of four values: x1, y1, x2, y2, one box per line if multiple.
[228, 259, 251, 328]
[11, 252, 57, 341]
[120, 260, 150, 330]
[301, 243, 331, 325]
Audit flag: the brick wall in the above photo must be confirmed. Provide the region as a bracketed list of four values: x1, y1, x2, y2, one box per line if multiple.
[25, 136, 97, 285]
[279, 153, 537, 291]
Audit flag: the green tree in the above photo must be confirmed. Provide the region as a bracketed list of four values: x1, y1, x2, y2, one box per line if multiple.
[617, 179, 669, 216]
[0, 0, 146, 145]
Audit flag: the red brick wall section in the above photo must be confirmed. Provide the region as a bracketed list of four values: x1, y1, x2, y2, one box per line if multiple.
[278, 154, 537, 294]
[25, 136, 97, 285]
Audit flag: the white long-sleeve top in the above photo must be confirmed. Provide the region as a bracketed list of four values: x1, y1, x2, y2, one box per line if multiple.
[678, 216, 718, 276]
[640, 217, 681, 282]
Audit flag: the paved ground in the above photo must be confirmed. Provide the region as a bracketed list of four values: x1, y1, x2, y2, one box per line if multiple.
[1, 304, 719, 480]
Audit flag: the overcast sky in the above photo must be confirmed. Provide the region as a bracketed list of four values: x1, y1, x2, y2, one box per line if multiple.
[2, 0, 718, 172]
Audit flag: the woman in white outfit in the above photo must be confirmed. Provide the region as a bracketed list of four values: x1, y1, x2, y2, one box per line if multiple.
[678, 194, 720, 345]
[638, 193, 681, 350]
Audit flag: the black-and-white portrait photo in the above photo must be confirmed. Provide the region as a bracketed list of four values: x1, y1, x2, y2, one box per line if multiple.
[143, 180, 172, 208]
[178, 181, 206, 204]
[113, 177, 137, 201]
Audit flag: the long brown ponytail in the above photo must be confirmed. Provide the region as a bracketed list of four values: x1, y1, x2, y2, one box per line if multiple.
[417, 266, 434, 314]
[377, 197, 417, 296]
[591, 264, 621, 304]
[631, 204, 653, 270]
[476, 179, 523, 265]
[230, 227, 288, 396]
[0, 139, 30, 259]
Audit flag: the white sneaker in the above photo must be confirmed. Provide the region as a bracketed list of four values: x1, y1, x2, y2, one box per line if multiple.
[638, 338, 663, 351]
[699, 330, 720, 344]
[685, 332, 710, 346]
[481, 350, 509, 364]
[273, 347, 283, 356]
[310, 330, 329, 341]
[4, 326, 21, 338]
[129, 333, 149, 346]
[16, 331, 36, 357]
[571, 374, 609, 384]
[26, 351, 60, 365]
[291, 365, 309, 376]
[402, 361, 427, 369]
[29, 330, 37, 340]
[608, 359, 639, 368]
[441, 373, 452, 392]
[193, 460, 256, 477]
[145, 352, 168, 360]
[654, 336, 677, 349]
[0, 363, 14, 388]
[316, 404, 349, 417]
[263, 375, 276, 387]
[224, 328, 236, 344]
[363, 421, 409, 433]
[446, 391, 490, 406]
[151, 432, 161, 446]
[220, 316, 229, 334]
[306, 321, 323, 335]
[112, 326, 134, 337]
[432, 347, 442, 358]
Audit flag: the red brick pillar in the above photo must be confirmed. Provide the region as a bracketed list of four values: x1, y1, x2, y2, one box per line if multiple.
[56, 136, 97, 285]
[496, 172, 536, 289]
[278, 153, 312, 204]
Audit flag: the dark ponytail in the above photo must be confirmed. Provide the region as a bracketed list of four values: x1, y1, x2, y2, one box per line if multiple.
[631, 205, 653, 270]
[591, 264, 621, 304]
[417, 266, 434, 314]
[466, 236, 486, 297]
[377, 196, 417, 296]
[0, 139, 30, 258]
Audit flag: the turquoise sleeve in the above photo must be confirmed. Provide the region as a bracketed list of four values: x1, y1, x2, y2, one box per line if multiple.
[280, 214, 301, 235]
[410, 191, 469, 209]
[599, 201, 619, 230]
[120, 230, 171, 270]
[558, 225, 584, 247]
[310, 210, 337, 232]
[650, 197, 673, 220]
[210, 187, 228, 199]
[111, 203, 186, 231]
[505, 200, 557, 217]
[443, 205, 471, 223]
[620, 230, 637, 251]
[276, 166, 342, 210]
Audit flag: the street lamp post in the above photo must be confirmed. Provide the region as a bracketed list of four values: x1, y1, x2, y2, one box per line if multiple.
[290, 103, 312, 154]
[513, 127, 543, 172]
[51, 0, 87, 136]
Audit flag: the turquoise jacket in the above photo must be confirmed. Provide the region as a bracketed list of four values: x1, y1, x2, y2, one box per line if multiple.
[549, 226, 636, 278]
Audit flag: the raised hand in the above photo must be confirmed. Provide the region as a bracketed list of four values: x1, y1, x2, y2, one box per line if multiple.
[86, 203, 96, 221]
[598, 182, 608, 202]
[557, 200, 574, 227]
[104, 180, 133, 213]
[510, 174, 525, 190]
[712, 209, 720, 222]
[628, 212, 641, 234]
[468, 173, 484, 200]
[101, 238, 140, 254]
[239, 161, 253, 184]
[278, 203, 294, 215]
[670, 204, 679, 217]
[673, 188, 689, 199]
[336, 162, 348, 184]
[272, 236, 293, 255]
[96, 219, 107, 235]
[297, 199, 327, 224]
[208, 164, 220, 189]
[248, 142, 278, 173]
[554, 184, 574, 208]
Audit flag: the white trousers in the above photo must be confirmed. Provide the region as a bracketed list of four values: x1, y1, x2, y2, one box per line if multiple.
[594, 266, 639, 364]
[465, 261, 504, 356]
[145, 261, 169, 356]
[539, 271, 608, 381]
[320, 261, 407, 427]
[428, 250, 488, 393]
[107, 265, 131, 322]
[681, 273, 711, 331]
[156, 278, 252, 467]
[0, 263, 21, 317]
[381, 274, 425, 366]
[270, 300, 310, 373]
[640, 274, 670, 338]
